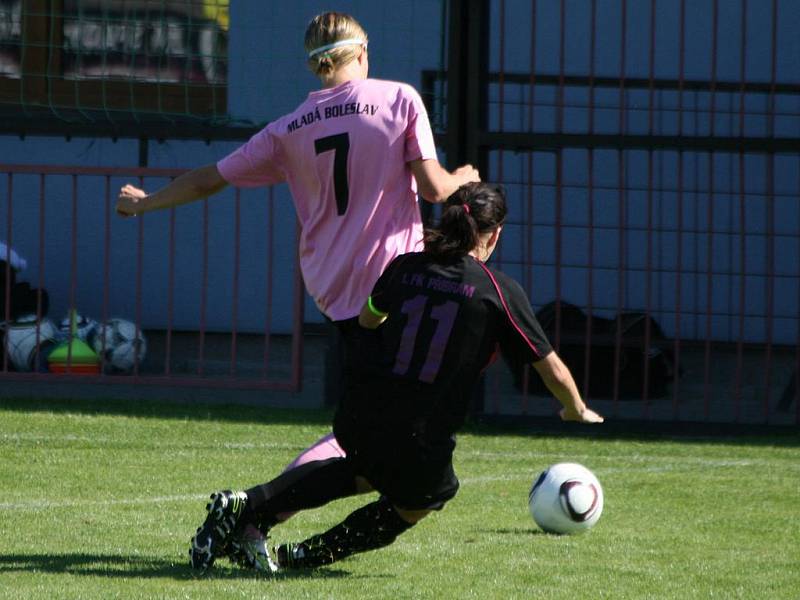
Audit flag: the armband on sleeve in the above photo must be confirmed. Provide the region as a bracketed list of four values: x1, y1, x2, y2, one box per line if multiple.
[367, 296, 388, 318]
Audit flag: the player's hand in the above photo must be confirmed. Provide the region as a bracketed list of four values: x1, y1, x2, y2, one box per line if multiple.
[117, 184, 148, 217]
[454, 164, 481, 184]
[559, 406, 604, 423]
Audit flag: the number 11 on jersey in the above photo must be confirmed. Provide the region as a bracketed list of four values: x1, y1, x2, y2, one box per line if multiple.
[392, 295, 459, 383]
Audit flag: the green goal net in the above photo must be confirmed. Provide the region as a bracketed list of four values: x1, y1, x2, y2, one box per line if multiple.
[0, 0, 229, 127]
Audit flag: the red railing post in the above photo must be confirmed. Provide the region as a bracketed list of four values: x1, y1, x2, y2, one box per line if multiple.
[612, 0, 629, 415]
[582, 0, 597, 405]
[263, 187, 275, 378]
[733, 0, 748, 424]
[762, 0, 779, 423]
[197, 198, 209, 376]
[642, 0, 658, 418]
[229, 187, 241, 376]
[702, 0, 720, 422]
[673, 0, 687, 420]
[3, 174, 12, 373]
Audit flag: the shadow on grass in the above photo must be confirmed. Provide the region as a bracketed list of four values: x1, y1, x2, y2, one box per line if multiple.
[0, 552, 355, 581]
[0, 396, 334, 427]
[468, 414, 800, 447]
[1, 396, 797, 447]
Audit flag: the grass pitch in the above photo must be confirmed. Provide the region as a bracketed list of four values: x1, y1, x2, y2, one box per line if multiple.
[0, 396, 798, 599]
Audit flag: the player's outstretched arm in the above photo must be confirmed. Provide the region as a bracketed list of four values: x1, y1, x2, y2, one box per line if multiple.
[532, 351, 604, 424]
[116, 164, 228, 217]
[409, 159, 480, 203]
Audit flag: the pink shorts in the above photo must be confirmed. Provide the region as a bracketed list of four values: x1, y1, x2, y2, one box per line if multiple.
[283, 432, 346, 472]
[275, 432, 347, 522]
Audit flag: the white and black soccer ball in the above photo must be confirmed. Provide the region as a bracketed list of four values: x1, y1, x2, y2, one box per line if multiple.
[58, 312, 99, 341]
[90, 318, 147, 373]
[528, 462, 604, 534]
[3, 317, 59, 372]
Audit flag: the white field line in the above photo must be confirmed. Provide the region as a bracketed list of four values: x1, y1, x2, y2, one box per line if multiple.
[0, 459, 776, 513]
[0, 432, 115, 443]
[460, 460, 762, 485]
[4, 432, 795, 469]
[459, 449, 798, 470]
[0, 432, 303, 451]
[3, 432, 796, 470]
[0, 493, 207, 512]
[3, 433, 795, 466]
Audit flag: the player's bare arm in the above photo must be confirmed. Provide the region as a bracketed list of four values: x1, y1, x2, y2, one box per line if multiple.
[409, 159, 480, 203]
[532, 351, 604, 424]
[116, 163, 228, 217]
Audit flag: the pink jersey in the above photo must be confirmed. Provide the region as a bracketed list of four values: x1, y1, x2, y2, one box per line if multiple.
[217, 78, 438, 320]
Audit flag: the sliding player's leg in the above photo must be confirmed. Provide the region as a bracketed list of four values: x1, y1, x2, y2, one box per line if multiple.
[275, 497, 428, 569]
[216, 430, 348, 569]
[190, 456, 364, 573]
[274, 435, 459, 570]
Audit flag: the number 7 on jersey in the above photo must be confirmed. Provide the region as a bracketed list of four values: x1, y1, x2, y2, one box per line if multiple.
[314, 132, 350, 216]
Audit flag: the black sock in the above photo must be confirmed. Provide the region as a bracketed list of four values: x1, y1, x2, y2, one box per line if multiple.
[276, 497, 415, 569]
[243, 457, 359, 530]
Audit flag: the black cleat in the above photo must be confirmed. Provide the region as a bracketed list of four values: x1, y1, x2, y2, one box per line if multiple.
[188, 490, 249, 573]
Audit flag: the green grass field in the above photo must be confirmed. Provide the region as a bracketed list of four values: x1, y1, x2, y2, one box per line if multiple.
[0, 397, 798, 600]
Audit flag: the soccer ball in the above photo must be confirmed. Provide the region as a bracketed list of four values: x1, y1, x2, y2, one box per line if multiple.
[59, 312, 98, 341]
[528, 462, 603, 534]
[3, 317, 59, 372]
[90, 318, 147, 373]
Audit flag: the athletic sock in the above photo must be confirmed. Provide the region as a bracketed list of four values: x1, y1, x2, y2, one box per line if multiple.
[275, 497, 415, 569]
[243, 457, 359, 529]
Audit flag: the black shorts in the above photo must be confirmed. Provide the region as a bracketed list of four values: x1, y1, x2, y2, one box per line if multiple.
[334, 410, 460, 511]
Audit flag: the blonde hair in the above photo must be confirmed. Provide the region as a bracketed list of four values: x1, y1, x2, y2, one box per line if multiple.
[304, 12, 368, 77]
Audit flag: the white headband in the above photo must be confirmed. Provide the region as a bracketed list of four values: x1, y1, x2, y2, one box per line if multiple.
[308, 38, 367, 58]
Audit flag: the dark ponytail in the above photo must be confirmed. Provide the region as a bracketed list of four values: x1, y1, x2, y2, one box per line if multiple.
[423, 182, 507, 260]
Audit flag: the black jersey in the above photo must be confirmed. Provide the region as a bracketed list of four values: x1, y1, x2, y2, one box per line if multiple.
[340, 252, 553, 438]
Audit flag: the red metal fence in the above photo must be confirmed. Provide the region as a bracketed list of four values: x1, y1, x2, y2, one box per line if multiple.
[436, 0, 800, 425]
[3, 1, 798, 426]
[1, 163, 305, 391]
